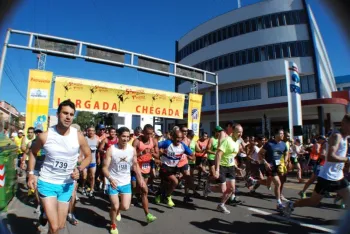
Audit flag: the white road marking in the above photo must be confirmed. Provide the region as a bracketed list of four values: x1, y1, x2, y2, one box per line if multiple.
[242, 206, 335, 233]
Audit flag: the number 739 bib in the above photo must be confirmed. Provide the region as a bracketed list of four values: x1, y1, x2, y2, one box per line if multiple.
[53, 160, 68, 171]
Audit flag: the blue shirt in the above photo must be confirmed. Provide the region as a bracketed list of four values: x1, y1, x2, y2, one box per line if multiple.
[158, 140, 192, 167]
[263, 140, 287, 165]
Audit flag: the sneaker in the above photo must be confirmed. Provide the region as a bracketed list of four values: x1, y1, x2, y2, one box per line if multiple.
[334, 195, 342, 204]
[82, 188, 87, 196]
[146, 213, 157, 223]
[283, 201, 294, 217]
[298, 191, 306, 199]
[280, 195, 289, 202]
[89, 191, 95, 199]
[341, 203, 346, 209]
[203, 181, 211, 198]
[267, 186, 272, 191]
[167, 196, 175, 207]
[177, 181, 185, 189]
[110, 223, 118, 234]
[116, 212, 121, 222]
[277, 203, 285, 213]
[183, 196, 193, 203]
[217, 204, 230, 214]
[229, 197, 242, 206]
[155, 195, 161, 204]
[76, 195, 80, 202]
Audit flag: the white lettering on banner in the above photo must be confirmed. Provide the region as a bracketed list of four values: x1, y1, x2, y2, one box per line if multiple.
[0, 165, 5, 187]
[30, 89, 49, 99]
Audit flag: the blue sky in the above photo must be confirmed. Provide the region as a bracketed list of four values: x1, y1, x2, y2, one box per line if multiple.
[0, 0, 349, 113]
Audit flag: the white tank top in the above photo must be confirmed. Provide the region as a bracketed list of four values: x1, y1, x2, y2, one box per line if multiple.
[39, 126, 80, 184]
[291, 145, 301, 158]
[319, 134, 348, 181]
[109, 144, 134, 186]
[252, 146, 260, 162]
[85, 136, 99, 164]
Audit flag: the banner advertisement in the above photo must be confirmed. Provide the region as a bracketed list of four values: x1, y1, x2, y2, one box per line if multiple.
[25, 70, 53, 132]
[187, 93, 202, 139]
[53, 76, 185, 119]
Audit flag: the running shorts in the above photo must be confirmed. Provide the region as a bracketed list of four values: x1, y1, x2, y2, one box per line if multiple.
[308, 159, 318, 167]
[108, 183, 132, 195]
[208, 159, 215, 167]
[142, 173, 151, 179]
[314, 177, 349, 195]
[87, 163, 96, 169]
[291, 157, 298, 165]
[37, 179, 74, 203]
[160, 164, 178, 177]
[177, 164, 189, 173]
[218, 165, 235, 183]
[131, 171, 137, 182]
[195, 157, 206, 166]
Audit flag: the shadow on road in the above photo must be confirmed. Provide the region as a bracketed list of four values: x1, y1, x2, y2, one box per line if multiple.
[74, 206, 108, 229]
[4, 214, 38, 234]
[120, 214, 148, 226]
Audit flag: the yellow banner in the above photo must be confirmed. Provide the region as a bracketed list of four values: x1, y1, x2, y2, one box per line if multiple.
[53, 76, 185, 119]
[187, 93, 202, 138]
[25, 70, 53, 132]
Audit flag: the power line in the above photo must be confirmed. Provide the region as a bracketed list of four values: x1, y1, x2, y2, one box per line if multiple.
[5, 62, 27, 90]
[4, 68, 26, 101]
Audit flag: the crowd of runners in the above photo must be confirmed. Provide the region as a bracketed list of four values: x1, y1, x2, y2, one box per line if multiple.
[9, 99, 350, 234]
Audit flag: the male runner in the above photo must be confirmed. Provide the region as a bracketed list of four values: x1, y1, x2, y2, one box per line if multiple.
[218, 122, 234, 147]
[258, 129, 288, 212]
[290, 139, 305, 183]
[20, 127, 36, 172]
[203, 124, 243, 213]
[132, 124, 158, 223]
[207, 127, 222, 182]
[82, 126, 99, 198]
[156, 130, 193, 207]
[195, 132, 209, 188]
[284, 114, 350, 217]
[103, 127, 146, 234]
[27, 100, 92, 234]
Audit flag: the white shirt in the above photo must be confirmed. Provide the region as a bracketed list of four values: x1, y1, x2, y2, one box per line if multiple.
[108, 144, 134, 186]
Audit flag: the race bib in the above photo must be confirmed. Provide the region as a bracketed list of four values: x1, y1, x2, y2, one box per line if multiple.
[229, 156, 234, 164]
[166, 159, 178, 167]
[168, 152, 175, 158]
[53, 160, 68, 171]
[142, 162, 150, 169]
[117, 163, 130, 172]
[275, 159, 281, 166]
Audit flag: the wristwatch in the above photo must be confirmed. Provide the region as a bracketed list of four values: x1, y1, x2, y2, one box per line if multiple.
[28, 171, 34, 175]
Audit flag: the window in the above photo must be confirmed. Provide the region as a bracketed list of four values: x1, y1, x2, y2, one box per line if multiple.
[281, 79, 287, 96]
[202, 93, 206, 106]
[251, 18, 257, 31]
[232, 88, 237, 102]
[223, 27, 228, 40]
[275, 44, 282, 59]
[235, 52, 241, 66]
[224, 55, 229, 69]
[307, 75, 316, 92]
[271, 14, 278, 27]
[254, 48, 260, 62]
[282, 43, 290, 58]
[228, 26, 233, 38]
[245, 21, 251, 33]
[233, 24, 239, 36]
[210, 91, 215, 105]
[290, 42, 297, 57]
[292, 11, 300, 24]
[296, 42, 303, 56]
[230, 53, 234, 67]
[207, 60, 213, 71]
[255, 84, 261, 99]
[268, 80, 287, 97]
[264, 15, 271, 28]
[299, 11, 307, 24]
[247, 49, 253, 63]
[239, 22, 245, 34]
[222, 91, 227, 104]
[213, 32, 217, 43]
[208, 34, 212, 45]
[300, 75, 316, 93]
[217, 30, 222, 42]
[278, 13, 286, 26]
[248, 85, 255, 100]
[286, 12, 293, 25]
[226, 89, 232, 103]
[257, 17, 263, 30]
[268, 82, 275, 97]
[241, 51, 247, 65]
[274, 80, 281, 96]
[237, 87, 242, 102]
[242, 86, 249, 101]
[213, 58, 218, 71]
[300, 76, 309, 93]
[218, 57, 223, 70]
[303, 41, 312, 56]
[267, 45, 274, 60]
[260, 47, 266, 61]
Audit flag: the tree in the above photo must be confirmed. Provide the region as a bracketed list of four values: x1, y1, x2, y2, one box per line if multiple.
[73, 111, 97, 130]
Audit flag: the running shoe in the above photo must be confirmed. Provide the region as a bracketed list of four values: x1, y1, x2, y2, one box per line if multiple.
[203, 181, 211, 198]
[267, 186, 272, 191]
[277, 203, 285, 213]
[167, 196, 175, 207]
[280, 195, 289, 202]
[146, 213, 157, 223]
[76, 195, 80, 202]
[217, 204, 230, 214]
[110, 223, 118, 234]
[334, 195, 342, 204]
[177, 181, 185, 189]
[283, 201, 294, 217]
[183, 195, 193, 203]
[82, 188, 87, 196]
[298, 191, 306, 199]
[229, 197, 242, 206]
[89, 191, 95, 199]
[155, 195, 161, 204]
[115, 212, 121, 222]
[341, 203, 346, 209]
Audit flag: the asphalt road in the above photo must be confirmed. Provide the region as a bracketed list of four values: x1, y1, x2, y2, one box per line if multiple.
[0, 175, 344, 234]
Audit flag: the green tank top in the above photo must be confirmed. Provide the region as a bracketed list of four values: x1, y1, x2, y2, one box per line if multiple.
[208, 137, 218, 160]
[189, 140, 196, 165]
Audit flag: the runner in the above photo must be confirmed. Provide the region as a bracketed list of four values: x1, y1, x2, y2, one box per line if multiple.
[298, 135, 326, 198]
[258, 129, 288, 212]
[284, 114, 350, 217]
[132, 124, 158, 223]
[290, 138, 305, 183]
[102, 127, 146, 234]
[82, 126, 99, 198]
[195, 132, 209, 189]
[98, 127, 118, 193]
[218, 122, 234, 146]
[20, 128, 36, 173]
[203, 124, 243, 214]
[155, 130, 193, 207]
[27, 100, 92, 234]
[206, 126, 222, 184]
[187, 129, 200, 197]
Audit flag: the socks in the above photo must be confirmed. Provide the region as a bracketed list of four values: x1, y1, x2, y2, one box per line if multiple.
[277, 199, 282, 204]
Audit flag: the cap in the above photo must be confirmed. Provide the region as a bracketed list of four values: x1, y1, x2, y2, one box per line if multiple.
[18, 130, 24, 134]
[98, 124, 106, 130]
[215, 126, 223, 132]
[155, 130, 163, 137]
[34, 129, 43, 134]
[130, 129, 134, 134]
[11, 132, 17, 137]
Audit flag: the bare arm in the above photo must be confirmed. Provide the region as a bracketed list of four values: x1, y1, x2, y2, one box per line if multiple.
[102, 147, 113, 179]
[195, 141, 201, 152]
[152, 138, 160, 160]
[21, 137, 27, 153]
[206, 138, 215, 155]
[132, 139, 140, 155]
[327, 133, 348, 163]
[78, 132, 92, 170]
[215, 150, 223, 173]
[28, 133, 46, 172]
[319, 143, 327, 161]
[132, 148, 144, 185]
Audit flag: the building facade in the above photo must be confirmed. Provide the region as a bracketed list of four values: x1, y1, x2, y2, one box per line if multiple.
[175, 0, 348, 138]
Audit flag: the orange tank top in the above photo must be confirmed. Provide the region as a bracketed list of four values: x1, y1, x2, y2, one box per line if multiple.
[137, 139, 154, 174]
[195, 139, 209, 157]
[310, 144, 319, 161]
